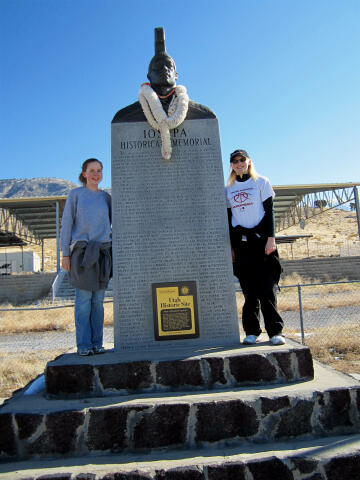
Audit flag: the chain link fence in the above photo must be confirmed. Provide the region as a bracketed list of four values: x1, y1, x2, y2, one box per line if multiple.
[236, 280, 360, 348]
[279, 281, 360, 346]
[1, 281, 359, 352]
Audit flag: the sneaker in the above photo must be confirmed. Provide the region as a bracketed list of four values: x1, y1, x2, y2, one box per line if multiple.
[270, 335, 286, 346]
[243, 335, 258, 345]
[93, 346, 106, 354]
[77, 348, 93, 356]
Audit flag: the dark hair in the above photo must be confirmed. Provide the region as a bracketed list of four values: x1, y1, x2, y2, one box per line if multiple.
[79, 158, 103, 185]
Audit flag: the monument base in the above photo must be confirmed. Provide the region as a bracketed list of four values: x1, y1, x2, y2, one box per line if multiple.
[45, 340, 314, 398]
[1, 338, 360, 478]
[0, 340, 360, 480]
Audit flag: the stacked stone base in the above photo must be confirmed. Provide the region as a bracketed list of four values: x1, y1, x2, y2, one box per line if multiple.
[0, 340, 360, 479]
[45, 342, 314, 398]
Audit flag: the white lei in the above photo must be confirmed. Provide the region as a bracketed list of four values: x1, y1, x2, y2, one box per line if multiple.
[138, 84, 189, 160]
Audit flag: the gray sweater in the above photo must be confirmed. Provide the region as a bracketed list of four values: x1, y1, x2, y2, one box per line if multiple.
[60, 187, 112, 256]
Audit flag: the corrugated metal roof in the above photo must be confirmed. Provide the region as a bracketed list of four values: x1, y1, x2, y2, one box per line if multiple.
[0, 196, 67, 242]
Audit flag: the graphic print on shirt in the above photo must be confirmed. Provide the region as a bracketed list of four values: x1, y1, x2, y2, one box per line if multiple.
[231, 187, 254, 212]
[226, 176, 274, 229]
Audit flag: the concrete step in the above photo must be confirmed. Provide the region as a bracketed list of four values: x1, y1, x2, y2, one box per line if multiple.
[1, 359, 359, 462]
[45, 341, 314, 398]
[0, 433, 359, 479]
[283, 265, 359, 271]
[53, 274, 114, 300]
[281, 256, 360, 281]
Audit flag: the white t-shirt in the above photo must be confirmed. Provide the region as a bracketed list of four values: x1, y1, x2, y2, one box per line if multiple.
[226, 176, 275, 229]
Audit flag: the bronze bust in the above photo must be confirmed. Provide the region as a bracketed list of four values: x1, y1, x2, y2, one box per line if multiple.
[112, 27, 215, 124]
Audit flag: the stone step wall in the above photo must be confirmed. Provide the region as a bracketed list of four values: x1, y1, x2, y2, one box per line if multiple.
[1, 381, 359, 461]
[281, 256, 360, 281]
[53, 274, 113, 300]
[0, 272, 56, 305]
[45, 344, 314, 398]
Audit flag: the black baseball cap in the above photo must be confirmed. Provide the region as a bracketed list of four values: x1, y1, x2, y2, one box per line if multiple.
[230, 149, 249, 162]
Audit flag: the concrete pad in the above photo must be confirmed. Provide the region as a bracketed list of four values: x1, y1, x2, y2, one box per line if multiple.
[0, 434, 359, 480]
[49, 337, 304, 365]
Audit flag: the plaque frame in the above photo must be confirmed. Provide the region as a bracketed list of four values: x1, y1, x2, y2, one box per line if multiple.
[152, 281, 200, 341]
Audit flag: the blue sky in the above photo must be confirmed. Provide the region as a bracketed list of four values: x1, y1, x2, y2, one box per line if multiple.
[1, 0, 359, 189]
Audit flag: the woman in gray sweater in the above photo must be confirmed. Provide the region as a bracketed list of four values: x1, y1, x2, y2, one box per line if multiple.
[61, 158, 112, 356]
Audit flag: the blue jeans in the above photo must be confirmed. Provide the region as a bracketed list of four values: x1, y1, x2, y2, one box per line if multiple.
[74, 288, 105, 350]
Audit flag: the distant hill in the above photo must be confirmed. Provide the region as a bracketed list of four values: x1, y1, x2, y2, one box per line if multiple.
[0, 178, 79, 198]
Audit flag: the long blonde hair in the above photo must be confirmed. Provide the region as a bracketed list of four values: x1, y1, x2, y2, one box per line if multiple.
[226, 155, 258, 186]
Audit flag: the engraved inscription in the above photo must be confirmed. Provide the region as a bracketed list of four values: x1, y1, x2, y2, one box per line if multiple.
[111, 118, 239, 351]
[161, 308, 192, 331]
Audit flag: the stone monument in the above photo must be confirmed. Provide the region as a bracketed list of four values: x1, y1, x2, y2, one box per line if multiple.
[111, 27, 239, 351]
[1, 29, 360, 480]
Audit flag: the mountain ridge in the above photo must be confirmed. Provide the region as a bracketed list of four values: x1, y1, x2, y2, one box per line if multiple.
[1, 178, 86, 198]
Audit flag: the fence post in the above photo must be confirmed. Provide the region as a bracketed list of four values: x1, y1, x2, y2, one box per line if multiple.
[56, 201, 60, 273]
[297, 284, 305, 345]
[354, 186, 360, 241]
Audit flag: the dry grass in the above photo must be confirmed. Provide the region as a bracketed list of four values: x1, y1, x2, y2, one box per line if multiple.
[0, 349, 67, 398]
[0, 301, 114, 399]
[0, 301, 114, 334]
[285, 324, 360, 375]
[278, 292, 359, 312]
[278, 273, 359, 311]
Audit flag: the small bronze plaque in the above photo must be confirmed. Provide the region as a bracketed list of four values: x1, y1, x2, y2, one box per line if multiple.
[152, 281, 199, 341]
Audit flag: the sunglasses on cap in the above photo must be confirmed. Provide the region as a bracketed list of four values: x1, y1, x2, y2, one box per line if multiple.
[231, 157, 247, 164]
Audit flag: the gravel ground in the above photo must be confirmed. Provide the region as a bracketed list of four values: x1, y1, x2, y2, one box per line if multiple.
[0, 305, 359, 352]
[0, 327, 114, 353]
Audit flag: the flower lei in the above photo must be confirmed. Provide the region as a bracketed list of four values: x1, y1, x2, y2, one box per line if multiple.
[138, 83, 189, 160]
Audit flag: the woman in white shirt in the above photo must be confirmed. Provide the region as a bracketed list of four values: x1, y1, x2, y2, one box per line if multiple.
[226, 149, 285, 346]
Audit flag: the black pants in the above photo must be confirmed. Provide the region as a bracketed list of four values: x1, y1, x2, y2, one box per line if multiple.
[233, 235, 283, 338]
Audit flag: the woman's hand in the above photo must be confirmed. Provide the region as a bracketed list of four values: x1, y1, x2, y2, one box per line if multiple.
[265, 237, 276, 255]
[231, 247, 235, 262]
[62, 256, 71, 271]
